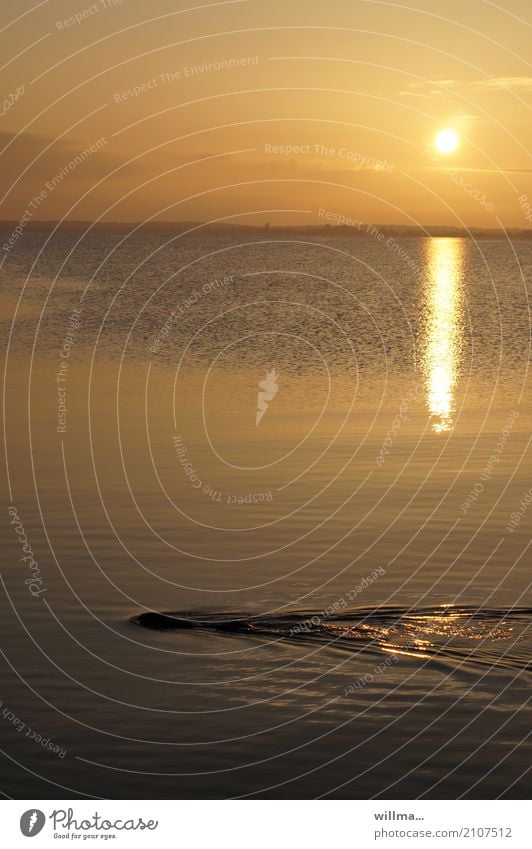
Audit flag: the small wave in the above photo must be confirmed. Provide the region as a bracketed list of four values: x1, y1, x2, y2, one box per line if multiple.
[131, 605, 532, 672]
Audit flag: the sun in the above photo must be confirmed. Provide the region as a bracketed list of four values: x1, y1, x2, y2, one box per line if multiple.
[435, 128, 459, 155]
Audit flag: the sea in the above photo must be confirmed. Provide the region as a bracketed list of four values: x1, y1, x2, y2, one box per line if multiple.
[1, 229, 531, 798]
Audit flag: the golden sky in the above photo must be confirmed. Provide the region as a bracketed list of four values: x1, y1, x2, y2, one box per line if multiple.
[1, 0, 531, 228]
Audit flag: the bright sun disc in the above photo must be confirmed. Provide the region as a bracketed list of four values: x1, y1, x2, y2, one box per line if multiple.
[435, 128, 459, 154]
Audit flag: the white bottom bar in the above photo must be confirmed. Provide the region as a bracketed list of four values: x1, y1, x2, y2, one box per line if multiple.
[3, 799, 530, 848]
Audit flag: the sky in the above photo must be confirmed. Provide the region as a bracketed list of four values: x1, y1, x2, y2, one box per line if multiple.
[1, 0, 531, 228]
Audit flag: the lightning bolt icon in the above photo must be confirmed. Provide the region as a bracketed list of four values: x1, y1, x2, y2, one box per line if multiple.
[28, 811, 37, 833]
[256, 368, 279, 426]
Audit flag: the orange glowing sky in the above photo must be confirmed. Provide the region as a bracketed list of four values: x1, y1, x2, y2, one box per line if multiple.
[1, 0, 531, 228]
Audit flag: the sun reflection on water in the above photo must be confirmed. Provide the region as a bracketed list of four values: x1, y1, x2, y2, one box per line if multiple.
[423, 238, 465, 433]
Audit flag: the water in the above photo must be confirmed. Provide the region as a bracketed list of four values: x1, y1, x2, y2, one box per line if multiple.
[1, 230, 531, 798]
[135, 605, 532, 672]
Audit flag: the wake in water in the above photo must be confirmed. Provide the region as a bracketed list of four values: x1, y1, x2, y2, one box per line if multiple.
[132, 605, 532, 672]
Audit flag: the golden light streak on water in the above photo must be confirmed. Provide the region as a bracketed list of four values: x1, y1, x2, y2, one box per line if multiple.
[423, 238, 464, 433]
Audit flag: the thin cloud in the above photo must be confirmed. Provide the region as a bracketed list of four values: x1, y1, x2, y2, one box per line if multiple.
[471, 77, 532, 90]
[426, 166, 532, 174]
[400, 77, 532, 96]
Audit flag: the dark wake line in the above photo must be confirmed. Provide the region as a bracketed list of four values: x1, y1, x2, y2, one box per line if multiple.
[132, 606, 532, 672]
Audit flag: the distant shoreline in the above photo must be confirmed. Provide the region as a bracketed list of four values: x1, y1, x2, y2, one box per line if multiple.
[1, 220, 531, 239]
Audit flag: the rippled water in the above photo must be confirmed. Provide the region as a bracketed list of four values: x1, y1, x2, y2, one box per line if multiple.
[134, 605, 532, 674]
[1, 231, 531, 798]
